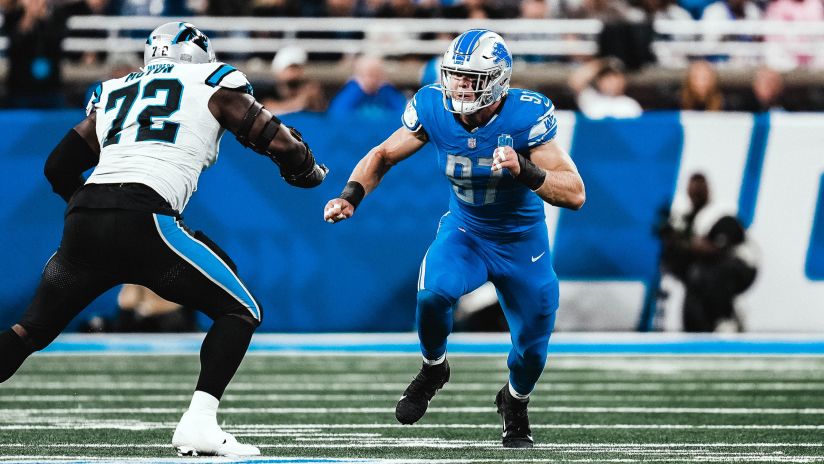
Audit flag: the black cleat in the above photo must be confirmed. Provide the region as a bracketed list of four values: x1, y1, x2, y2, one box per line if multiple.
[495, 384, 534, 449]
[395, 360, 450, 425]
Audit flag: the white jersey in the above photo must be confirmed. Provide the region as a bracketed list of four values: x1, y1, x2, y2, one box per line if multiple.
[85, 60, 252, 212]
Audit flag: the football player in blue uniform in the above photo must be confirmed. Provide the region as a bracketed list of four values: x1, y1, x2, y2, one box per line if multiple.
[324, 29, 585, 448]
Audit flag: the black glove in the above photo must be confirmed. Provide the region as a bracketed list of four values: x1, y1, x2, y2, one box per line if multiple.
[283, 161, 329, 188]
[280, 127, 328, 188]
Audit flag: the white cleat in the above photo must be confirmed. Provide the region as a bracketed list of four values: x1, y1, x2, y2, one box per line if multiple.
[172, 410, 260, 457]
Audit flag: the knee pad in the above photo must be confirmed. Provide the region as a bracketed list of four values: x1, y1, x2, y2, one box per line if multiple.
[228, 311, 262, 329]
[521, 344, 548, 370]
[416, 289, 454, 314]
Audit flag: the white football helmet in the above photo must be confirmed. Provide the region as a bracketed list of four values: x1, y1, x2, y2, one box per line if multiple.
[144, 22, 215, 66]
[440, 29, 513, 115]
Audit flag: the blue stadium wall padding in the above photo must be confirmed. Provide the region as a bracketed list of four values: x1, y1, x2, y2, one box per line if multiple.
[0, 110, 713, 332]
[0, 110, 448, 332]
[554, 112, 683, 280]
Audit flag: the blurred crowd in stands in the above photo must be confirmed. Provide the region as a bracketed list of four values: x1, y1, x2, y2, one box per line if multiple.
[3, 0, 820, 21]
[1, 0, 823, 111]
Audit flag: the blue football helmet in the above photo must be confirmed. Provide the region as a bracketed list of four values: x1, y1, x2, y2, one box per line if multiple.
[440, 29, 513, 115]
[144, 22, 215, 66]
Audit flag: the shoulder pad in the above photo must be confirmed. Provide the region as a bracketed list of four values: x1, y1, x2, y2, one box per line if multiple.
[512, 89, 558, 147]
[85, 81, 104, 116]
[402, 96, 421, 132]
[419, 84, 443, 101]
[206, 63, 254, 96]
[402, 85, 441, 132]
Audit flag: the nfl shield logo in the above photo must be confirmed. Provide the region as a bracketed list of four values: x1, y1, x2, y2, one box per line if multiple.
[467, 138, 476, 149]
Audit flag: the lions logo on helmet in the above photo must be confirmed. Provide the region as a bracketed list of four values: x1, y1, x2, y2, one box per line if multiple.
[144, 22, 215, 66]
[440, 29, 513, 115]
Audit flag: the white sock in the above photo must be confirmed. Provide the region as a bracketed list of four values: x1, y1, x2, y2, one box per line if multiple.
[423, 353, 446, 366]
[508, 383, 530, 401]
[188, 390, 219, 415]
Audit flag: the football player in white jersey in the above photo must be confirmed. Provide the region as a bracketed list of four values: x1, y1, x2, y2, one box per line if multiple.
[0, 22, 327, 457]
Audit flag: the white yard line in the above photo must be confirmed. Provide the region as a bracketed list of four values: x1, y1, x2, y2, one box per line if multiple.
[4, 382, 824, 392]
[2, 393, 818, 403]
[3, 406, 824, 414]
[13, 372, 824, 381]
[3, 423, 824, 431]
[2, 442, 824, 448]
[2, 457, 824, 464]
[1, 423, 824, 431]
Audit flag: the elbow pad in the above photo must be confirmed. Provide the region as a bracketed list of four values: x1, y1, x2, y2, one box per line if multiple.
[234, 102, 326, 187]
[278, 126, 328, 188]
[235, 101, 282, 155]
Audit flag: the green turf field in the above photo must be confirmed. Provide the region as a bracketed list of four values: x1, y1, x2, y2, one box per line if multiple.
[1, 353, 824, 463]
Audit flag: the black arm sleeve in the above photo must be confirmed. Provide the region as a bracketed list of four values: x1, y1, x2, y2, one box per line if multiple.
[274, 126, 328, 188]
[44, 129, 99, 202]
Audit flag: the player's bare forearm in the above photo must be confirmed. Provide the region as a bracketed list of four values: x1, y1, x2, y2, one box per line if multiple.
[527, 140, 585, 209]
[533, 169, 586, 210]
[349, 146, 394, 195]
[492, 139, 585, 210]
[351, 127, 427, 194]
[324, 127, 426, 223]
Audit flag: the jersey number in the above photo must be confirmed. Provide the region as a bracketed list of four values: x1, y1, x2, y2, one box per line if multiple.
[446, 154, 503, 205]
[102, 79, 183, 147]
[519, 93, 543, 105]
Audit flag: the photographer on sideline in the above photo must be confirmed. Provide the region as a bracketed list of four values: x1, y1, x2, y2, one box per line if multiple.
[657, 173, 759, 332]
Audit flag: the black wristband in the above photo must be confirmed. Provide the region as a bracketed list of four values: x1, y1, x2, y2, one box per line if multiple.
[516, 153, 547, 192]
[340, 181, 366, 210]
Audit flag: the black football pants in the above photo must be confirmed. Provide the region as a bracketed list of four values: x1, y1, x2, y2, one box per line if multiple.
[7, 208, 263, 398]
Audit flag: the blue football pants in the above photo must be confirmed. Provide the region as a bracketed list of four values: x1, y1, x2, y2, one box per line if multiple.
[416, 213, 559, 395]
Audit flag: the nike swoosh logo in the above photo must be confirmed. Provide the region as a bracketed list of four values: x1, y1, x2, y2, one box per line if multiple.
[531, 252, 546, 263]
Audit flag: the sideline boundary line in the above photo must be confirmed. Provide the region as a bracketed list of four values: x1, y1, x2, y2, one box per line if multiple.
[39, 333, 824, 355]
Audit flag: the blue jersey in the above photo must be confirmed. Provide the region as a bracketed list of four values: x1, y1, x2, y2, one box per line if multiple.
[402, 85, 558, 236]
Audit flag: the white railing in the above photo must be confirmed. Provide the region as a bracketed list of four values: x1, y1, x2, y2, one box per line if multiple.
[0, 17, 822, 68]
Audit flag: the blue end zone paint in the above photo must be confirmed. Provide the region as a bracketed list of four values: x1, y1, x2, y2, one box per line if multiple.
[41, 335, 824, 355]
[738, 112, 770, 228]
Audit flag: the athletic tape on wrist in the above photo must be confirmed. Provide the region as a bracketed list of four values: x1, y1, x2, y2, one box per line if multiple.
[340, 181, 366, 210]
[516, 153, 547, 192]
